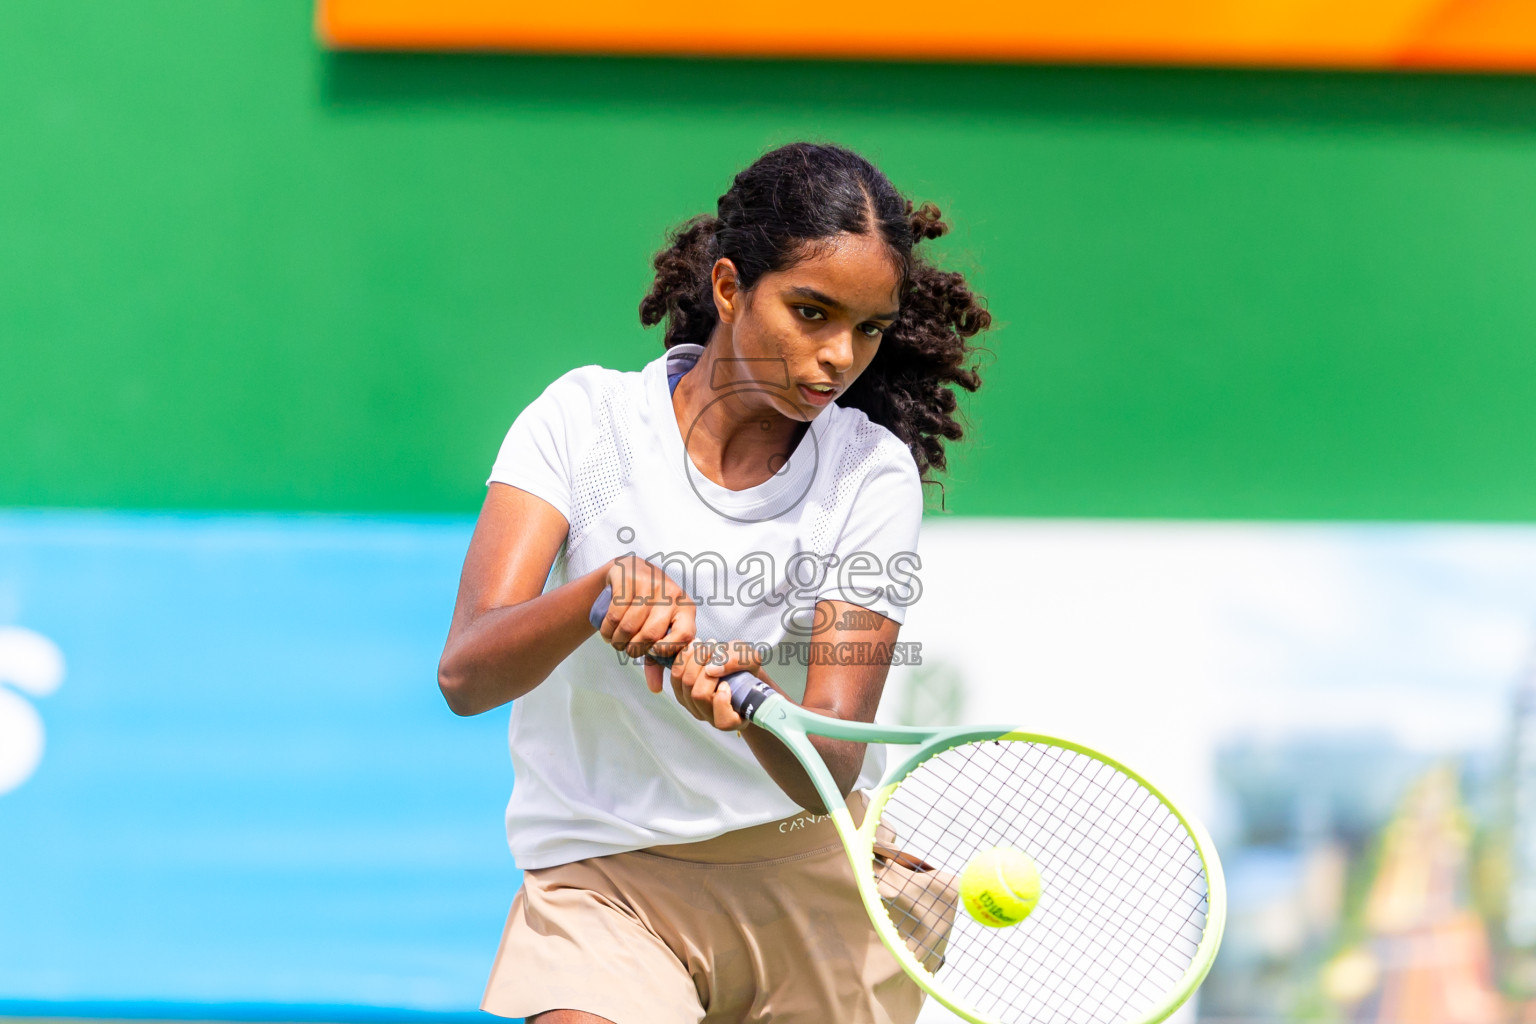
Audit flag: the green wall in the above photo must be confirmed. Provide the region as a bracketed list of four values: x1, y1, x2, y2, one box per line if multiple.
[4, 2, 1535, 519]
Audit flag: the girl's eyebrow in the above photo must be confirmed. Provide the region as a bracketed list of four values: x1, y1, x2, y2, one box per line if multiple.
[785, 286, 898, 322]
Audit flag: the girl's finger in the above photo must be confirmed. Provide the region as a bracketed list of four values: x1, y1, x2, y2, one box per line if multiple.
[684, 642, 724, 711]
[610, 595, 650, 649]
[697, 641, 762, 680]
[691, 669, 720, 709]
[625, 606, 671, 659]
[683, 640, 720, 684]
[671, 603, 698, 651]
[671, 669, 703, 720]
[643, 657, 665, 695]
[711, 681, 743, 731]
[668, 640, 699, 691]
[652, 617, 696, 662]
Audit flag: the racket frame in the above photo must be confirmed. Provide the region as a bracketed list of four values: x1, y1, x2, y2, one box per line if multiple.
[746, 693, 1228, 1024]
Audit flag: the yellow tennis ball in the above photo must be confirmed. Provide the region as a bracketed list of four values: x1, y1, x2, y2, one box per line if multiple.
[959, 846, 1040, 927]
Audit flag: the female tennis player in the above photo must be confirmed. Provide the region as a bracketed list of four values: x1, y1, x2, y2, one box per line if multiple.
[439, 142, 989, 1024]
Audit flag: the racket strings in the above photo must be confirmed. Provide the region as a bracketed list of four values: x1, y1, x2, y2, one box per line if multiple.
[958, 747, 1205, 1021]
[873, 740, 1209, 1024]
[886, 753, 1201, 1022]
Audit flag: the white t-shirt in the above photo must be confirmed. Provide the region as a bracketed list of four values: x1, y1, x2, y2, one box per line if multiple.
[487, 343, 924, 869]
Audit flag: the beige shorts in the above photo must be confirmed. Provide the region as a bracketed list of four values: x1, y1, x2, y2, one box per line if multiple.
[481, 797, 927, 1024]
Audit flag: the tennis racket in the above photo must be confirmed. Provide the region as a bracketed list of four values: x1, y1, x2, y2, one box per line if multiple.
[589, 589, 1226, 1024]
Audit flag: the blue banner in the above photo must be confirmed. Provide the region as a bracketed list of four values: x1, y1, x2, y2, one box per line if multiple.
[0, 512, 517, 1018]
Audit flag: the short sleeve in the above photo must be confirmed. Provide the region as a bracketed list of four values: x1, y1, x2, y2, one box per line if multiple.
[816, 448, 924, 625]
[486, 368, 599, 521]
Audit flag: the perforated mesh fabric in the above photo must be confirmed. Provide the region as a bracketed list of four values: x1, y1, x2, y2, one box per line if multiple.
[568, 383, 636, 549]
[810, 418, 893, 556]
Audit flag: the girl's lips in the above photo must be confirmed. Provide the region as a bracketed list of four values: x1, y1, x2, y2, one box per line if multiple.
[798, 383, 838, 407]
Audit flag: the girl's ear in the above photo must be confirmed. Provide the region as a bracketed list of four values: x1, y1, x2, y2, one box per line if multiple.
[712, 258, 742, 324]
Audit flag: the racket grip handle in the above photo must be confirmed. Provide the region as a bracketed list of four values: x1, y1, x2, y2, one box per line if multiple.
[725, 673, 777, 722]
[587, 589, 614, 633]
[587, 588, 777, 721]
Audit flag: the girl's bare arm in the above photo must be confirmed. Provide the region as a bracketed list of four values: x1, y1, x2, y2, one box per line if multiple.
[437, 483, 610, 716]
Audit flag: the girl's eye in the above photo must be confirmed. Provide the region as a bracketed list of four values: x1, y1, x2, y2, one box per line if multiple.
[859, 323, 886, 338]
[795, 306, 826, 322]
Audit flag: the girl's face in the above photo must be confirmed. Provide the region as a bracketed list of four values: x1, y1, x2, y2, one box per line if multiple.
[711, 232, 902, 422]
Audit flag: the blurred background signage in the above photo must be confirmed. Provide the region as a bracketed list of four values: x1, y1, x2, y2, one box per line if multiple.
[318, 0, 1536, 70]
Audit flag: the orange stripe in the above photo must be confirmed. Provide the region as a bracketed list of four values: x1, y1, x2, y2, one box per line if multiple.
[1398, 0, 1536, 68]
[316, 0, 1536, 70]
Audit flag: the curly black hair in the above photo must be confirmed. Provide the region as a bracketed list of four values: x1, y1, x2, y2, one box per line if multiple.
[638, 142, 990, 481]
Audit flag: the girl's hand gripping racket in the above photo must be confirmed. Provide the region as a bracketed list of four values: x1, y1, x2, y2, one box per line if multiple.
[589, 588, 1226, 1024]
